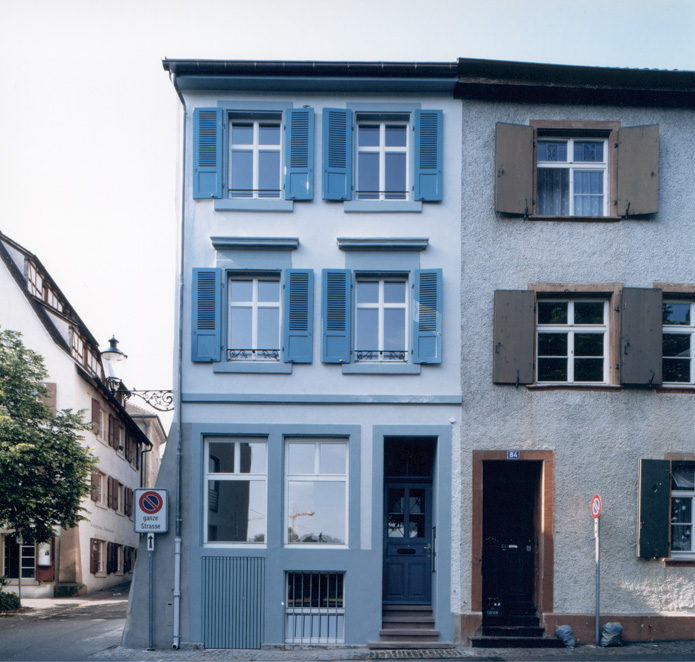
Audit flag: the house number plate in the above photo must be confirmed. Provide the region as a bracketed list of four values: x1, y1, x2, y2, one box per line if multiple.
[507, 450, 520, 460]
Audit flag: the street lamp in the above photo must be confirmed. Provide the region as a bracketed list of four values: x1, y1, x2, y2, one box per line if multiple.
[100, 337, 174, 412]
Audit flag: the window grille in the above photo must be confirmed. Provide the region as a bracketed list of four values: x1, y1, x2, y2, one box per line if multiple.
[285, 572, 345, 644]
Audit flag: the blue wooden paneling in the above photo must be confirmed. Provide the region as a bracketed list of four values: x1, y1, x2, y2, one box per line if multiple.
[202, 556, 265, 648]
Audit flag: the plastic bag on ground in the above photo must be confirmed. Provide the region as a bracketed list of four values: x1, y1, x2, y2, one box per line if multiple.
[555, 624, 576, 648]
[600, 622, 623, 647]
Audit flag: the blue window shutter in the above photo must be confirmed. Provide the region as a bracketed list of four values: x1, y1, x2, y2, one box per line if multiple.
[322, 108, 352, 201]
[285, 108, 314, 200]
[193, 108, 223, 199]
[413, 269, 442, 364]
[283, 269, 313, 363]
[321, 269, 352, 363]
[413, 110, 443, 202]
[192, 268, 222, 362]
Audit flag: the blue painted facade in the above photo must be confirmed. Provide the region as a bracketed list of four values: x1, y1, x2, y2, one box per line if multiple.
[124, 60, 462, 649]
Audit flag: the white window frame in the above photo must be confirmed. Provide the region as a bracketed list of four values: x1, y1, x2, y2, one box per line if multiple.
[228, 116, 282, 200]
[356, 118, 410, 202]
[536, 137, 609, 216]
[671, 462, 695, 557]
[536, 299, 609, 384]
[227, 274, 282, 362]
[285, 439, 348, 547]
[662, 300, 695, 385]
[95, 539, 106, 575]
[204, 437, 268, 545]
[354, 275, 409, 363]
[95, 471, 107, 508]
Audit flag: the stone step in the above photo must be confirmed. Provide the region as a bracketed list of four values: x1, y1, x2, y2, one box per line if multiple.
[368, 641, 456, 650]
[482, 625, 545, 638]
[378, 628, 440, 640]
[382, 615, 436, 628]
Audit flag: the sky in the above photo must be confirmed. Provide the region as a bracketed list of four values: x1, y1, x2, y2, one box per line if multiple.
[0, 0, 693, 425]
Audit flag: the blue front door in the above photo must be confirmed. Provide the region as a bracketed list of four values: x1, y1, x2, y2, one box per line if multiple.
[383, 482, 433, 604]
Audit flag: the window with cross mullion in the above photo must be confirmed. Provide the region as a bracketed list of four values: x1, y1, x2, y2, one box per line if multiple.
[536, 299, 608, 383]
[357, 122, 408, 200]
[663, 301, 694, 384]
[228, 276, 281, 361]
[229, 119, 281, 199]
[537, 138, 608, 216]
[355, 277, 407, 362]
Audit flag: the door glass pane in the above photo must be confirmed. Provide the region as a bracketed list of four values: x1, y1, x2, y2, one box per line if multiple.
[408, 489, 426, 538]
[387, 488, 405, 537]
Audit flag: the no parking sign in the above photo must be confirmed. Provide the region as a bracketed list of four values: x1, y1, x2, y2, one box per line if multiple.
[134, 488, 168, 533]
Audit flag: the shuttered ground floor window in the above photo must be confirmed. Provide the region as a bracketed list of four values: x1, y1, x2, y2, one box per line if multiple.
[285, 571, 345, 644]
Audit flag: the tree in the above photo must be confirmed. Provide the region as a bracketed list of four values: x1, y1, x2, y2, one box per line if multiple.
[0, 328, 96, 549]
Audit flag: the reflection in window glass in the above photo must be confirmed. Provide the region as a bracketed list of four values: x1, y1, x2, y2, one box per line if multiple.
[672, 463, 695, 554]
[229, 119, 281, 199]
[206, 438, 267, 543]
[286, 439, 348, 545]
[357, 120, 409, 201]
[663, 302, 694, 384]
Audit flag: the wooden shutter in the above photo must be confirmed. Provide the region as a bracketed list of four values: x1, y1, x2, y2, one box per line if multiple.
[414, 110, 443, 202]
[90, 539, 99, 574]
[413, 269, 442, 364]
[107, 477, 115, 510]
[285, 108, 314, 200]
[192, 268, 222, 362]
[91, 472, 100, 502]
[91, 399, 100, 435]
[322, 108, 352, 201]
[283, 269, 314, 363]
[493, 290, 535, 384]
[617, 125, 659, 216]
[637, 459, 671, 558]
[193, 107, 223, 199]
[495, 123, 534, 215]
[620, 288, 662, 386]
[321, 269, 352, 363]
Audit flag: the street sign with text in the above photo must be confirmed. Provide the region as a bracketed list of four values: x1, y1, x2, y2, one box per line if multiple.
[134, 488, 168, 533]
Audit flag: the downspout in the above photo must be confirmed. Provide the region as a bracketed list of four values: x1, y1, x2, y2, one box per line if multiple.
[169, 71, 186, 650]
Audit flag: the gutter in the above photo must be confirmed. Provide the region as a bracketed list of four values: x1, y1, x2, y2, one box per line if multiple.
[169, 70, 186, 651]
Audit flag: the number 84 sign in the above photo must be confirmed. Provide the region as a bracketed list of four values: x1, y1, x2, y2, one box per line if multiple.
[134, 488, 168, 533]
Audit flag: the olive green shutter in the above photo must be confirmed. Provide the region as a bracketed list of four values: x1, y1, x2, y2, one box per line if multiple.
[620, 287, 662, 386]
[495, 123, 534, 215]
[637, 459, 670, 558]
[617, 125, 659, 217]
[493, 290, 535, 384]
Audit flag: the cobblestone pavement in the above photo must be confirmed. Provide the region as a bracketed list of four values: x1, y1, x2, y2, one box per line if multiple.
[94, 640, 695, 662]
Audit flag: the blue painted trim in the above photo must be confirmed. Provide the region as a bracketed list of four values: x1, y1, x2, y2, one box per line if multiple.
[180, 77, 457, 94]
[212, 362, 292, 374]
[217, 100, 292, 111]
[337, 238, 428, 252]
[211, 237, 299, 251]
[214, 199, 293, 212]
[182, 393, 462, 404]
[344, 200, 422, 213]
[346, 102, 421, 112]
[341, 364, 421, 375]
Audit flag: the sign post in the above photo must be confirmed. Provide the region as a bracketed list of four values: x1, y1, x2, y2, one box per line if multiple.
[134, 489, 168, 651]
[591, 494, 602, 645]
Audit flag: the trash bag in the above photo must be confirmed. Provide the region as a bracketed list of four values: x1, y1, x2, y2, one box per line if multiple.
[600, 622, 623, 647]
[555, 625, 576, 648]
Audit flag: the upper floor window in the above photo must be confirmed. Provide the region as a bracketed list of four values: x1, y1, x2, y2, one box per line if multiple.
[193, 106, 314, 210]
[355, 277, 408, 362]
[228, 275, 281, 361]
[192, 268, 313, 369]
[495, 121, 658, 219]
[671, 462, 695, 555]
[229, 119, 281, 199]
[71, 330, 85, 364]
[323, 107, 442, 210]
[536, 299, 608, 384]
[356, 122, 409, 201]
[536, 139, 608, 216]
[662, 301, 694, 384]
[26, 262, 43, 298]
[321, 269, 442, 370]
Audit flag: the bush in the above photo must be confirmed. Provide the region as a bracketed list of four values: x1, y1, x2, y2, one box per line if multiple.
[0, 591, 20, 612]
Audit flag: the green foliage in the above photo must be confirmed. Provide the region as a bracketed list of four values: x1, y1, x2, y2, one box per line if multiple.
[0, 576, 20, 611]
[0, 329, 96, 544]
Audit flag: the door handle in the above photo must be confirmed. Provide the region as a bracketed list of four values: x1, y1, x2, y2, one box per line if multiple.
[424, 543, 432, 557]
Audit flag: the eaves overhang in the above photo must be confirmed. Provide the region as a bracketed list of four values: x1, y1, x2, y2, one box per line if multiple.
[455, 57, 695, 107]
[163, 59, 458, 94]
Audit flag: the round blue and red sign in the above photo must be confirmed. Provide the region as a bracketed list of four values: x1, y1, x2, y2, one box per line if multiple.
[591, 494, 602, 519]
[139, 490, 164, 515]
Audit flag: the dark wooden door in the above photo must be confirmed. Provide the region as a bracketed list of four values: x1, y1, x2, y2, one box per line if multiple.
[482, 461, 540, 617]
[383, 483, 432, 604]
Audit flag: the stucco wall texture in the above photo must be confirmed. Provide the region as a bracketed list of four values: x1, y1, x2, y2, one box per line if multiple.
[457, 101, 695, 616]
